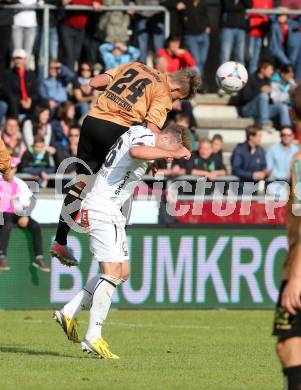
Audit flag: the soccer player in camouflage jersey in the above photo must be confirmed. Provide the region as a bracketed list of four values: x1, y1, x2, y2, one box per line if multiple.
[273, 84, 301, 389]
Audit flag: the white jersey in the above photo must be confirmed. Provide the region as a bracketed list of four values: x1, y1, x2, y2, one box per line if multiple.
[82, 126, 155, 221]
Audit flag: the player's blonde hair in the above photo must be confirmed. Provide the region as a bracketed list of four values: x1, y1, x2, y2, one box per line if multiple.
[168, 70, 201, 100]
[161, 122, 184, 144]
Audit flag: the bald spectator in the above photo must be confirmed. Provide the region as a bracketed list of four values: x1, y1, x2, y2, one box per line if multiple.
[266, 127, 298, 181]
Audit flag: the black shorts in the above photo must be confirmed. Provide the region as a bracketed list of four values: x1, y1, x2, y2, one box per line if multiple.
[76, 116, 129, 175]
[272, 281, 301, 339]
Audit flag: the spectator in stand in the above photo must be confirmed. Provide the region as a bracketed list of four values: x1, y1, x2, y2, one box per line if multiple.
[271, 64, 296, 105]
[73, 62, 95, 119]
[12, 0, 38, 67]
[176, 0, 211, 77]
[2, 49, 40, 118]
[97, 0, 129, 43]
[0, 173, 50, 272]
[54, 126, 80, 173]
[155, 158, 187, 177]
[19, 135, 55, 187]
[160, 0, 182, 37]
[132, 0, 165, 64]
[239, 60, 292, 129]
[22, 105, 56, 155]
[220, 0, 252, 65]
[36, 0, 61, 79]
[51, 101, 75, 150]
[156, 35, 196, 73]
[1, 117, 26, 172]
[100, 41, 140, 71]
[278, 0, 301, 81]
[0, 1, 14, 78]
[154, 56, 169, 73]
[174, 112, 197, 151]
[248, 0, 274, 74]
[40, 61, 75, 112]
[268, 10, 295, 68]
[231, 125, 270, 184]
[211, 134, 225, 168]
[185, 138, 227, 180]
[0, 92, 8, 126]
[12, 0, 38, 68]
[266, 126, 297, 181]
[167, 99, 197, 130]
[60, 0, 102, 71]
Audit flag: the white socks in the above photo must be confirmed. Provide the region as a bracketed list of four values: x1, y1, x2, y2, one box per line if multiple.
[62, 274, 99, 319]
[85, 274, 124, 341]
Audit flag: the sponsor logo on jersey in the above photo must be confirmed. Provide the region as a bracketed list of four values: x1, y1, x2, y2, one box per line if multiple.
[115, 171, 131, 195]
[104, 90, 132, 112]
[122, 241, 128, 257]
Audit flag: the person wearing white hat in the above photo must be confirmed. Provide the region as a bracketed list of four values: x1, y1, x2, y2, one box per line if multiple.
[2, 49, 40, 117]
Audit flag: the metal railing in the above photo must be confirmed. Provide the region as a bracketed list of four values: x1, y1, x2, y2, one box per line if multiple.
[0, 3, 170, 78]
[246, 8, 301, 15]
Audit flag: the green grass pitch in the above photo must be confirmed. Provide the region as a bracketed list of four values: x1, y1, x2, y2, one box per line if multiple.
[0, 310, 281, 390]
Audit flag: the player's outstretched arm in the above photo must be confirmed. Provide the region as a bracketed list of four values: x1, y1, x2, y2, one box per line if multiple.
[89, 74, 112, 90]
[130, 145, 191, 161]
[147, 122, 161, 134]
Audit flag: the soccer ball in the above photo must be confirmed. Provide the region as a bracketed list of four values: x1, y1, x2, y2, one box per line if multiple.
[12, 193, 31, 215]
[216, 61, 248, 94]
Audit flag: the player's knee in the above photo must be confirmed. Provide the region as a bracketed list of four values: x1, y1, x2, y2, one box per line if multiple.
[18, 217, 29, 228]
[258, 92, 269, 101]
[121, 269, 130, 281]
[276, 339, 293, 365]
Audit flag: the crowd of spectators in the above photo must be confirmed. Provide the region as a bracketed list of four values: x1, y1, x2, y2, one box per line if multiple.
[0, 0, 300, 189]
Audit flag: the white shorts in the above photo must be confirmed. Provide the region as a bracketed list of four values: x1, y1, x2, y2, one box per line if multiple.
[84, 213, 129, 263]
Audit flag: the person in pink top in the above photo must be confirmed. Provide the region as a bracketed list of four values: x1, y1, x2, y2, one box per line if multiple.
[156, 36, 197, 73]
[1, 117, 26, 172]
[0, 172, 50, 272]
[248, 0, 274, 74]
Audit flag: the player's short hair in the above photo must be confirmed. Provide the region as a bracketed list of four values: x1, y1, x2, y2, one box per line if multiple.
[246, 125, 262, 140]
[175, 112, 189, 122]
[161, 122, 184, 144]
[199, 137, 212, 147]
[257, 59, 274, 72]
[211, 134, 223, 143]
[280, 64, 294, 75]
[166, 35, 182, 45]
[168, 70, 201, 99]
[290, 84, 301, 120]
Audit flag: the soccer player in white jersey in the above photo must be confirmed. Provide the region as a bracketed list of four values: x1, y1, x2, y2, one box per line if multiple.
[53, 123, 190, 359]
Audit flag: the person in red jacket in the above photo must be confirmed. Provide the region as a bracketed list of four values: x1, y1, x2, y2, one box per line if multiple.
[248, 0, 274, 74]
[156, 35, 197, 73]
[60, 0, 102, 70]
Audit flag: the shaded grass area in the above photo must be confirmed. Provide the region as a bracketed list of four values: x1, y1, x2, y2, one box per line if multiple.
[0, 310, 281, 390]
